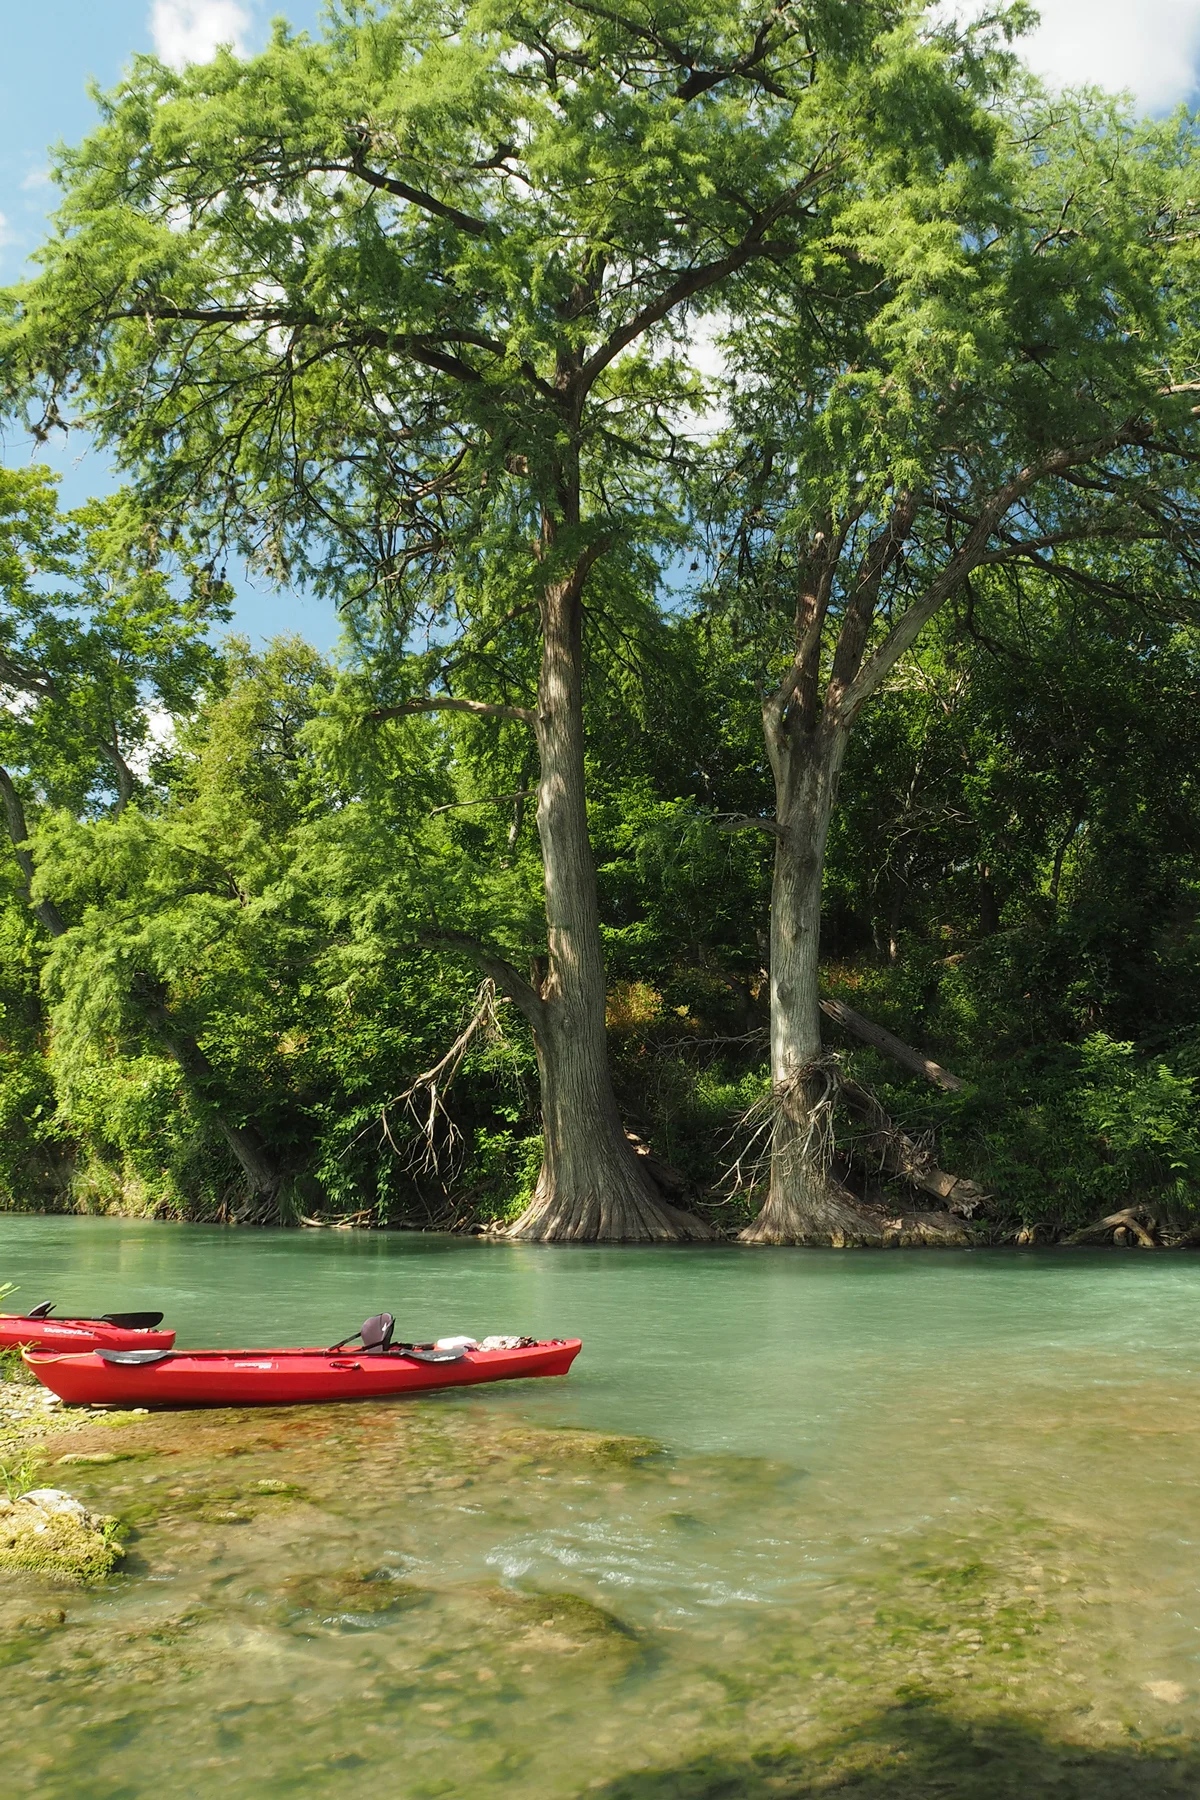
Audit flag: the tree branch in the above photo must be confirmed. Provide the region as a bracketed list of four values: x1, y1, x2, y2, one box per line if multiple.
[423, 927, 545, 1025]
[822, 492, 920, 721]
[335, 140, 492, 238]
[125, 307, 493, 387]
[835, 430, 1148, 724]
[715, 812, 781, 836]
[371, 696, 537, 726]
[429, 788, 534, 815]
[577, 168, 833, 392]
[819, 995, 965, 1090]
[0, 765, 66, 937]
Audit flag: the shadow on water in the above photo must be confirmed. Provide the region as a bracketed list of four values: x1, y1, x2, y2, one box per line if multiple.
[588, 1703, 1200, 1799]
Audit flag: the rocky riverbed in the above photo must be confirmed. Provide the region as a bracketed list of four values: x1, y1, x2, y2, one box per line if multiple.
[0, 1373, 1198, 1799]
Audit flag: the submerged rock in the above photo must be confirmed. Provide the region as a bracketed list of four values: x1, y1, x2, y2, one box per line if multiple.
[276, 1567, 429, 1629]
[0, 1488, 123, 1582]
[481, 1586, 643, 1658]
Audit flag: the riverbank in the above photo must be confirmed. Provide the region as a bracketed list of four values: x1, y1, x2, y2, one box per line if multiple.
[3, 1194, 1199, 1249]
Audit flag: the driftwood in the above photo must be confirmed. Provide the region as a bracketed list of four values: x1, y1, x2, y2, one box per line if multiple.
[819, 996, 965, 1091]
[300, 1209, 376, 1230]
[1065, 1207, 1162, 1248]
[839, 1078, 988, 1217]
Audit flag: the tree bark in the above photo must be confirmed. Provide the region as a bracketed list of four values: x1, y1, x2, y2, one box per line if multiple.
[0, 766, 67, 938]
[505, 565, 712, 1241]
[740, 732, 882, 1244]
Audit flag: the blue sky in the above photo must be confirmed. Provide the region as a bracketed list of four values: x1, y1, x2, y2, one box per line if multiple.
[0, 1, 337, 648]
[4, 0, 1200, 646]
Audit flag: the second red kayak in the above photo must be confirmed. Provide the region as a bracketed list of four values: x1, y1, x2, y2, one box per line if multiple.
[0, 1312, 174, 1355]
[25, 1337, 582, 1408]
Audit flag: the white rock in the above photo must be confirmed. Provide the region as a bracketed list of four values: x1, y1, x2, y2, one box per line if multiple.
[19, 1490, 90, 1522]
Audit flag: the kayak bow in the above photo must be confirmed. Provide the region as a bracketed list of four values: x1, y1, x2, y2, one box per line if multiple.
[24, 1337, 582, 1408]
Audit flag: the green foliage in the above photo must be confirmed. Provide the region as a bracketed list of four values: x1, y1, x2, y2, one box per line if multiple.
[0, 3, 1199, 1236]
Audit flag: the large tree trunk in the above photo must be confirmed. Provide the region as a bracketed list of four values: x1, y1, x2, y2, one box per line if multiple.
[505, 568, 711, 1241]
[741, 736, 881, 1244]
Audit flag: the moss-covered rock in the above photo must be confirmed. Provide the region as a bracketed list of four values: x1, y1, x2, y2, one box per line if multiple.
[0, 1489, 123, 1582]
[276, 1568, 429, 1627]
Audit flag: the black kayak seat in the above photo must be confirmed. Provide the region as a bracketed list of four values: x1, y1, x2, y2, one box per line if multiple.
[361, 1313, 396, 1355]
[325, 1318, 468, 1362]
[95, 1348, 174, 1366]
[26, 1301, 55, 1319]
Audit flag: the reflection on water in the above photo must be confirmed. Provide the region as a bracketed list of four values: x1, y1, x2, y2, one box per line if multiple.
[2, 1217, 1200, 1795]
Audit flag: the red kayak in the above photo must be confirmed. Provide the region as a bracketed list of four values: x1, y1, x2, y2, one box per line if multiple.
[0, 1310, 174, 1355]
[25, 1338, 582, 1409]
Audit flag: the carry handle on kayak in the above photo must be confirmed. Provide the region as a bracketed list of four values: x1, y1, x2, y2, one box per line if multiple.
[27, 1301, 55, 1319]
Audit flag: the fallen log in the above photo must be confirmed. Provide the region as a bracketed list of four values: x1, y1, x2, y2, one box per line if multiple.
[819, 996, 965, 1091]
[1065, 1207, 1161, 1248]
[839, 1078, 988, 1217]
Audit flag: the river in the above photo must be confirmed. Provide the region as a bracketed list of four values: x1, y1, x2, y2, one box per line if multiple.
[3, 1215, 1200, 1797]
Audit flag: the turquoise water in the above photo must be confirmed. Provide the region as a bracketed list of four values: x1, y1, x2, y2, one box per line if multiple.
[4, 1216, 1200, 1796]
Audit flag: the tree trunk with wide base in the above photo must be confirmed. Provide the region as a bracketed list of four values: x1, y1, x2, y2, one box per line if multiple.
[740, 731, 975, 1247]
[740, 747, 863, 1245]
[501, 554, 712, 1243]
[506, 1008, 713, 1241]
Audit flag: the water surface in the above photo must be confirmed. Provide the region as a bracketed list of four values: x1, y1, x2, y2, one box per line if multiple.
[3, 1216, 1200, 1797]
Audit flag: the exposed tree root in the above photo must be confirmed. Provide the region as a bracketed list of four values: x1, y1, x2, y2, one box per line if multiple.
[504, 1174, 715, 1242]
[1066, 1206, 1163, 1248]
[732, 1056, 982, 1246]
[739, 1187, 972, 1248]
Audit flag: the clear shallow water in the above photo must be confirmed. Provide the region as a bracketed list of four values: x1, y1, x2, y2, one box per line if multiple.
[5, 1217, 1200, 1796]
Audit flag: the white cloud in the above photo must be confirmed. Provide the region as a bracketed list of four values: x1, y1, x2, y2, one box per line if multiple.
[21, 168, 52, 192]
[127, 706, 177, 778]
[1024, 0, 1200, 112]
[149, 0, 252, 70]
[944, 0, 1200, 112]
[0, 212, 13, 249]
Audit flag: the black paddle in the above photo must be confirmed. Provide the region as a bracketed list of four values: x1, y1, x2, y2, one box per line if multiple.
[20, 1303, 164, 1330]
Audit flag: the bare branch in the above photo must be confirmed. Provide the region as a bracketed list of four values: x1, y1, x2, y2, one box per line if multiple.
[835, 429, 1148, 723]
[819, 996, 965, 1090]
[424, 927, 545, 1024]
[716, 812, 781, 836]
[372, 695, 537, 726]
[430, 788, 534, 816]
